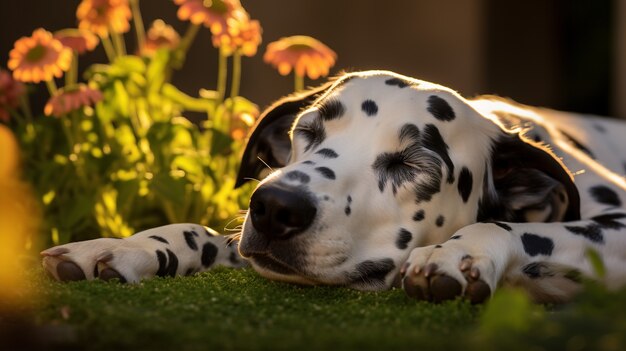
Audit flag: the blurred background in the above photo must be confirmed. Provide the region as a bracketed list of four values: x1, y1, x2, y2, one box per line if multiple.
[1, 0, 624, 119]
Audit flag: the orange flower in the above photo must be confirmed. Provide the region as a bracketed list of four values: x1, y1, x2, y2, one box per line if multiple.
[44, 83, 103, 117]
[0, 70, 25, 122]
[212, 10, 262, 57]
[174, 0, 243, 35]
[77, 0, 132, 37]
[264, 36, 336, 80]
[54, 29, 100, 54]
[7, 28, 72, 83]
[141, 20, 181, 55]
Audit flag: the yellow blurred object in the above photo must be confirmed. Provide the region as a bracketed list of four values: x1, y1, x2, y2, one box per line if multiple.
[0, 125, 40, 311]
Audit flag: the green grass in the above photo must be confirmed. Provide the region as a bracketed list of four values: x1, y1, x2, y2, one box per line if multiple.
[12, 268, 626, 350]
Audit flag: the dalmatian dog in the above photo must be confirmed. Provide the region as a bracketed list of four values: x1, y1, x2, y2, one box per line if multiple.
[42, 70, 626, 304]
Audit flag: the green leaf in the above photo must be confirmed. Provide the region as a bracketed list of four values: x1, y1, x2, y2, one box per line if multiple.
[162, 83, 216, 112]
[209, 127, 234, 156]
[151, 172, 187, 207]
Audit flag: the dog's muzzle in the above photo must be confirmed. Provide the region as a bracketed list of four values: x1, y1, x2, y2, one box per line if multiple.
[249, 183, 317, 240]
[239, 182, 318, 275]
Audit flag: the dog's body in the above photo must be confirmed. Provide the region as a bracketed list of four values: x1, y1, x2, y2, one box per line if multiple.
[42, 71, 626, 303]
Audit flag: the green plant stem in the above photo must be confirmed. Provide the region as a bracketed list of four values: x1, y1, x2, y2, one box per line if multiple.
[216, 47, 228, 105]
[294, 73, 304, 92]
[101, 35, 117, 62]
[45, 79, 58, 96]
[173, 24, 200, 69]
[230, 51, 241, 99]
[179, 23, 200, 56]
[19, 94, 33, 123]
[66, 51, 79, 87]
[130, 0, 146, 51]
[111, 31, 127, 56]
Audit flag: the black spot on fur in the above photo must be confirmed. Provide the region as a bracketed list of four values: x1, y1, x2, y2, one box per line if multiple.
[345, 206, 351, 216]
[361, 99, 379, 116]
[347, 195, 352, 203]
[413, 209, 425, 221]
[348, 259, 396, 286]
[491, 222, 512, 231]
[396, 228, 413, 249]
[434, 244, 442, 248]
[522, 262, 554, 279]
[457, 167, 473, 203]
[422, 124, 454, 183]
[589, 185, 622, 207]
[183, 231, 198, 251]
[436, 215, 445, 227]
[165, 249, 179, 276]
[303, 160, 316, 165]
[385, 77, 413, 88]
[315, 167, 336, 180]
[427, 95, 456, 122]
[155, 250, 167, 277]
[565, 224, 604, 244]
[286, 170, 311, 184]
[318, 98, 345, 121]
[450, 235, 462, 240]
[373, 123, 443, 198]
[294, 117, 326, 153]
[315, 148, 339, 159]
[591, 212, 626, 230]
[560, 130, 595, 159]
[201, 242, 218, 267]
[149, 235, 169, 244]
[93, 264, 99, 278]
[521, 233, 554, 257]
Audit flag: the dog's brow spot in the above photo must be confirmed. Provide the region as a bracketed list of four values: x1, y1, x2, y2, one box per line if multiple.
[413, 209, 425, 221]
[450, 235, 462, 240]
[318, 99, 345, 121]
[361, 99, 379, 116]
[427, 95, 456, 122]
[395, 228, 413, 249]
[315, 148, 339, 159]
[315, 167, 336, 180]
[457, 167, 473, 203]
[521, 233, 554, 257]
[286, 170, 311, 184]
[589, 185, 622, 207]
[302, 160, 316, 165]
[435, 215, 445, 227]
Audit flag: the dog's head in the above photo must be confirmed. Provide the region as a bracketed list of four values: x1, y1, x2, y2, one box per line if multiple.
[236, 71, 580, 290]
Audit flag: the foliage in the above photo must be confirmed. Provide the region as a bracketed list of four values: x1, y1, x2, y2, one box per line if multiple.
[2, 1, 336, 248]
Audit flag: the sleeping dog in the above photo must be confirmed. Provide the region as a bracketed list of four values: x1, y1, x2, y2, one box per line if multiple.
[42, 70, 626, 303]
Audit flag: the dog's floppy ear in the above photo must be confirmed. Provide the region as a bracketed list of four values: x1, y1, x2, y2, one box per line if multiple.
[478, 132, 581, 223]
[235, 81, 334, 187]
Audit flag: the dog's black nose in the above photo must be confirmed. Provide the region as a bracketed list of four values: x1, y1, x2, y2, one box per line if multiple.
[249, 184, 317, 239]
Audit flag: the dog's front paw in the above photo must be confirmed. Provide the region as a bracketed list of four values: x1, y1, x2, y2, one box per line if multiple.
[401, 243, 495, 304]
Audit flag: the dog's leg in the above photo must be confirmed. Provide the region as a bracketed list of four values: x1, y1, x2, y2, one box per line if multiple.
[402, 213, 626, 303]
[41, 224, 247, 283]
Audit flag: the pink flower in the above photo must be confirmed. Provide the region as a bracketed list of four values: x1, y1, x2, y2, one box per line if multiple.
[54, 29, 100, 54]
[0, 69, 25, 122]
[44, 84, 103, 117]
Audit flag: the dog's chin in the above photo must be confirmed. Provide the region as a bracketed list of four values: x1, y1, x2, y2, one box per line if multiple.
[248, 255, 318, 285]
